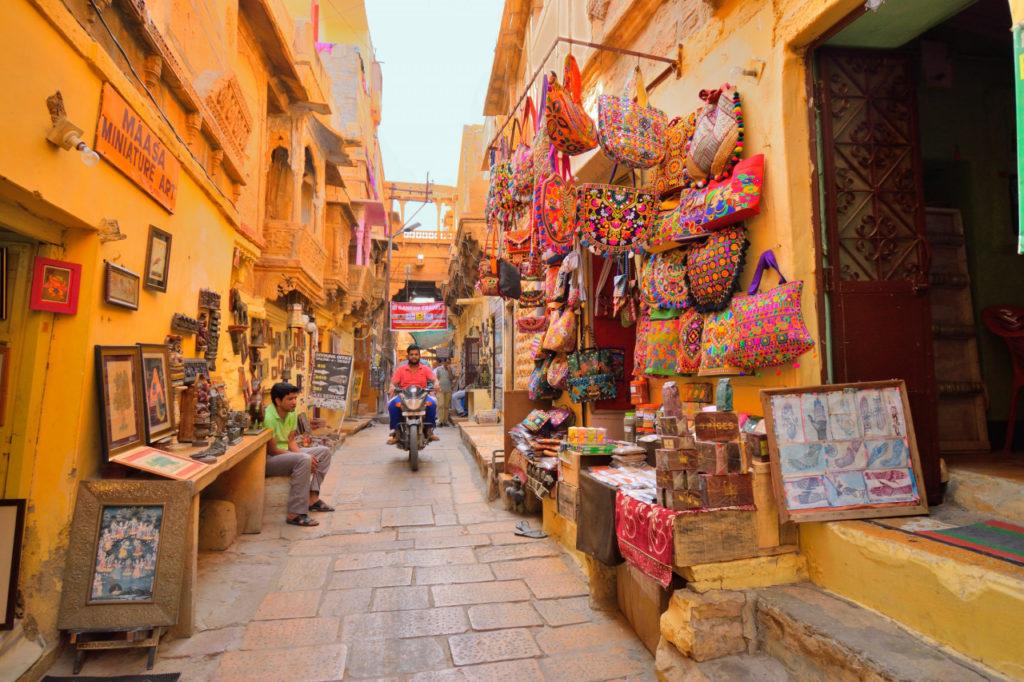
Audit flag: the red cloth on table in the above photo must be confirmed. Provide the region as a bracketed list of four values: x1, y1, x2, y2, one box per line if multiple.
[615, 490, 679, 587]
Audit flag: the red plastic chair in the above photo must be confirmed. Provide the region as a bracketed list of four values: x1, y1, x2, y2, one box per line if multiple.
[981, 305, 1024, 452]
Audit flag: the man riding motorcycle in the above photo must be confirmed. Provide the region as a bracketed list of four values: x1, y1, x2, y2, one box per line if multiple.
[387, 344, 440, 444]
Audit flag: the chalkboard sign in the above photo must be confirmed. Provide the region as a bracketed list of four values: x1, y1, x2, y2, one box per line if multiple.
[310, 352, 353, 409]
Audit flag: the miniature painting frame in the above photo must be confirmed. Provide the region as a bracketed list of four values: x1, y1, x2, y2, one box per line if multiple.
[29, 256, 82, 314]
[104, 261, 141, 310]
[144, 226, 172, 292]
[58, 480, 189, 630]
[0, 499, 26, 630]
[137, 344, 176, 443]
[761, 380, 928, 523]
[110, 447, 207, 481]
[95, 346, 147, 460]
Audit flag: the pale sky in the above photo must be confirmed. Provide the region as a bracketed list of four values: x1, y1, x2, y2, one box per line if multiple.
[365, 0, 503, 192]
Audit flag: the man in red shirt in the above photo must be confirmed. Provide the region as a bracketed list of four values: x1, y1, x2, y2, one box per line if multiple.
[387, 344, 439, 444]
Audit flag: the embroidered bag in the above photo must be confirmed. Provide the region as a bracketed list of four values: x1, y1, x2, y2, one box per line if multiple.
[632, 306, 652, 378]
[510, 98, 537, 203]
[598, 66, 668, 169]
[685, 225, 749, 313]
[475, 227, 501, 296]
[486, 138, 518, 229]
[533, 151, 577, 261]
[613, 256, 639, 327]
[545, 264, 564, 304]
[516, 307, 548, 333]
[727, 250, 814, 371]
[529, 356, 561, 401]
[565, 319, 618, 403]
[545, 56, 598, 156]
[547, 353, 569, 390]
[532, 75, 553, 173]
[644, 247, 691, 310]
[647, 113, 695, 198]
[504, 226, 534, 266]
[577, 169, 656, 256]
[519, 287, 546, 307]
[645, 200, 695, 254]
[686, 85, 743, 187]
[677, 308, 704, 374]
[568, 373, 617, 403]
[498, 258, 522, 300]
[698, 308, 742, 376]
[676, 154, 764, 238]
[644, 309, 682, 377]
[542, 307, 577, 353]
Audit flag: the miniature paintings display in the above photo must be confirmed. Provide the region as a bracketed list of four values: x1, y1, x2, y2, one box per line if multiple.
[138, 344, 176, 442]
[761, 380, 928, 523]
[104, 261, 141, 310]
[95, 346, 147, 459]
[58, 480, 189, 630]
[110, 447, 208, 481]
[29, 256, 82, 314]
[0, 499, 26, 630]
[144, 226, 172, 292]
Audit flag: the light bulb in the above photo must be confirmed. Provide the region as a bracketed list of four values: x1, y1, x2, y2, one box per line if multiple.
[76, 142, 100, 167]
[305, 321, 317, 333]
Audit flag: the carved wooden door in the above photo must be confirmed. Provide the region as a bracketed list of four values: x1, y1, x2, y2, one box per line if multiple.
[818, 48, 942, 503]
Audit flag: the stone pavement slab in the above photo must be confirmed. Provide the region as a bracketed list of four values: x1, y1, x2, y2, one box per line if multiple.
[432, 580, 532, 606]
[215, 643, 348, 681]
[447, 628, 540, 665]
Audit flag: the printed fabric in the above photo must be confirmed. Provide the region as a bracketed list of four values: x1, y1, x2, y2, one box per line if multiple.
[545, 57, 599, 156]
[677, 308, 704, 374]
[644, 315, 682, 377]
[597, 93, 668, 169]
[686, 85, 741, 185]
[676, 154, 764, 239]
[615, 490, 680, 587]
[647, 114, 696, 198]
[728, 280, 812, 370]
[699, 308, 743, 376]
[644, 247, 691, 310]
[533, 169, 576, 259]
[632, 307, 653, 379]
[577, 184, 656, 256]
[685, 225, 749, 313]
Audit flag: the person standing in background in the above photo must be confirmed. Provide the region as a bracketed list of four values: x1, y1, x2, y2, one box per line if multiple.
[434, 358, 453, 427]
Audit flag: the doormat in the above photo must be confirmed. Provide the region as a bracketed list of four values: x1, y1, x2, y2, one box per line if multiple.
[914, 520, 1024, 567]
[44, 671, 180, 675]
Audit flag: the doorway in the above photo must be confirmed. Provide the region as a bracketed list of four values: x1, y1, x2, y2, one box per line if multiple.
[812, 0, 1024, 503]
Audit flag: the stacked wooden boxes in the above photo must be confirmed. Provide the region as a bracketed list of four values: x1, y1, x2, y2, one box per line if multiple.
[557, 443, 613, 524]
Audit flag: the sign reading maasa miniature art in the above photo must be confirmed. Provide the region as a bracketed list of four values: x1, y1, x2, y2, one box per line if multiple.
[761, 380, 928, 523]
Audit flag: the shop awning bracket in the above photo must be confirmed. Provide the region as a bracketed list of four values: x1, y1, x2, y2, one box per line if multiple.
[485, 36, 682, 156]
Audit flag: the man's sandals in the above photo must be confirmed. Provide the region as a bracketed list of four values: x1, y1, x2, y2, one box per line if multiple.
[309, 500, 335, 512]
[287, 514, 319, 527]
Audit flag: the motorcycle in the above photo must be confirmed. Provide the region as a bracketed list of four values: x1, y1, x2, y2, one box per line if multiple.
[394, 385, 430, 471]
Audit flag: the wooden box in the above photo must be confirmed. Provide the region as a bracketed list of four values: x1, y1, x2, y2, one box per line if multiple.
[673, 508, 758, 568]
[657, 415, 682, 436]
[617, 561, 672, 655]
[695, 440, 741, 474]
[557, 450, 612, 487]
[656, 449, 697, 471]
[656, 469, 689, 490]
[660, 434, 696, 450]
[698, 472, 754, 508]
[670, 488, 703, 511]
[694, 411, 740, 442]
[741, 432, 768, 465]
[557, 481, 579, 523]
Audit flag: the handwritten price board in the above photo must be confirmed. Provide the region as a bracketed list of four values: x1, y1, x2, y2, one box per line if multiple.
[309, 352, 352, 410]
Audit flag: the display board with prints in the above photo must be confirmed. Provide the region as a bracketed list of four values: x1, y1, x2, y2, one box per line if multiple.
[760, 380, 928, 523]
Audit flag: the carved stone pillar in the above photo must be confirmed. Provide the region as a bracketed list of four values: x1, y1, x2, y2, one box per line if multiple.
[143, 54, 163, 91]
[210, 149, 224, 180]
[185, 113, 202, 151]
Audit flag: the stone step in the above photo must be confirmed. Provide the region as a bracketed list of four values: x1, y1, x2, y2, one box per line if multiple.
[946, 461, 1024, 524]
[757, 584, 1005, 681]
[800, 518, 1024, 678]
[656, 638, 793, 682]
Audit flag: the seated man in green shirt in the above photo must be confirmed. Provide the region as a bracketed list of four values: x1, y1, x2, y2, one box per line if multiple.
[263, 382, 335, 527]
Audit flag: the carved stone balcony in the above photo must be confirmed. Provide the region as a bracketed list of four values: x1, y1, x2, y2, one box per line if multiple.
[255, 219, 328, 303]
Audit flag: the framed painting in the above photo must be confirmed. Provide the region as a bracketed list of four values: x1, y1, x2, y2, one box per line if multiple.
[95, 346, 146, 459]
[0, 344, 8, 428]
[143, 226, 172, 292]
[0, 499, 25, 630]
[104, 262, 140, 310]
[137, 344, 176, 442]
[58, 480, 189, 630]
[110, 447, 208, 481]
[29, 257, 82, 314]
[761, 380, 929, 523]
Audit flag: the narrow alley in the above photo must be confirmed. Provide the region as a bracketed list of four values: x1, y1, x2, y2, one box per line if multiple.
[46, 426, 656, 680]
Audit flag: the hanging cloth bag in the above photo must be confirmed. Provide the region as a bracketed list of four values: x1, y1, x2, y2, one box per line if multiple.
[698, 308, 742, 376]
[643, 308, 682, 377]
[676, 154, 765, 239]
[643, 247, 692, 310]
[475, 226, 501, 297]
[676, 308, 704, 375]
[533, 150, 577, 262]
[685, 225, 749, 313]
[685, 84, 744, 187]
[542, 306, 577, 353]
[545, 55, 599, 156]
[647, 113, 696, 198]
[577, 167, 656, 256]
[598, 66, 668, 169]
[727, 250, 814, 371]
[566, 313, 618, 403]
[511, 98, 537, 203]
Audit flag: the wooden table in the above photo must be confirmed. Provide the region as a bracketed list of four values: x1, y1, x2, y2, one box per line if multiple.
[169, 431, 271, 638]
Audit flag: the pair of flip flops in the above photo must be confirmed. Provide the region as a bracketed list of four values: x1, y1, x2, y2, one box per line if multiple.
[514, 520, 548, 539]
[286, 500, 336, 526]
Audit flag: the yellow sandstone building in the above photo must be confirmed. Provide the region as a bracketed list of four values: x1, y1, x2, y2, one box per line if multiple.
[0, 0, 389, 676]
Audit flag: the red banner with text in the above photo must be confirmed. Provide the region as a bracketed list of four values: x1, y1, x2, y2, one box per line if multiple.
[390, 301, 448, 331]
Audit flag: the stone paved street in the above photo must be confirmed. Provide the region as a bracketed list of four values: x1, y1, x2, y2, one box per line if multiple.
[47, 425, 654, 681]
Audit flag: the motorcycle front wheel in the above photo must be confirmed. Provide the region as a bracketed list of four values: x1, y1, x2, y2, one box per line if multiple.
[408, 423, 419, 472]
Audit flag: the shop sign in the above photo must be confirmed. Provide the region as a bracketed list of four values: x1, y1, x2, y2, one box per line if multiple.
[94, 83, 180, 212]
[310, 352, 353, 410]
[694, 411, 740, 443]
[390, 301, 447, 331]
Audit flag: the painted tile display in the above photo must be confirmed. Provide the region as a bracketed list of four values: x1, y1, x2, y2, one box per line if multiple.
[769, 386, 919, 511]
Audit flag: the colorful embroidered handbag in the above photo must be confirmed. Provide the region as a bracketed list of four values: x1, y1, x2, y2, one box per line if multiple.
[516, 307, 548, 333]
[519, 287, 546, 308]
[532, 75, 553, 172]
[644, 200, 696, 254]
[542, 307, 577, 353]
[698, 308, 742, 376]
[568, 373, 617, 403]
[632, 306, 652, 378]
[529, 356, 561, 400]
[544, 264, 563, 304]
[545, 56, 598, 156]
[533, 151, 576, 262]
[644, 247, 691, 310]
[676, 154, 764, 238]
[577, 174, 656, 256]
[644, 309, 682, 377]
[546, 353, 569, 390]
[647, 113, 695, 198]
[504, 227, 534, 266]
[598, 67, 667, 169]
[511, 99, 537, 203]
[475, 228, 500, 296]
[686, 85, 743, 187]
[677, 308, 704, 374]
[727, 250, 814, 371]
[685, 225, 749, 313]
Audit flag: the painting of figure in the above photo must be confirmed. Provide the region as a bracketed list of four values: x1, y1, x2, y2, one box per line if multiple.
[143, 357, 168, 427]
[89, 505, 163, 603]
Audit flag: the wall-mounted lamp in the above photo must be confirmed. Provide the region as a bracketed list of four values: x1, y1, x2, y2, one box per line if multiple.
[46, 91, 100, 167]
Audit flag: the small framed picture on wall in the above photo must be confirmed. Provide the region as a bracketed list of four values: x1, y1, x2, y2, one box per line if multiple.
[144, 226, 172, 292]
[104, 262, 141, 310]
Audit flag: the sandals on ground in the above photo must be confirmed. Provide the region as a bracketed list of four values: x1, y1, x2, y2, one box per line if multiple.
[309, 500, 335, 512]
[286, 514, 319, 526]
